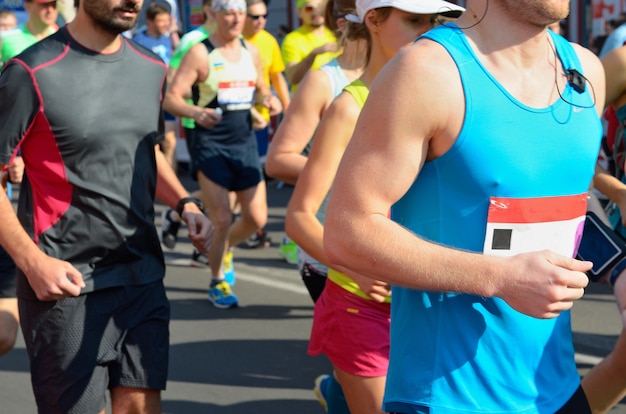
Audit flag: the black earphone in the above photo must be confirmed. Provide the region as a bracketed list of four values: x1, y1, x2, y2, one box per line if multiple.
[566, 69, 586, 94]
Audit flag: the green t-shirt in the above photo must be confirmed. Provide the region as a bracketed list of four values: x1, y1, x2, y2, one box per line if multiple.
[1, 24, 57, 65]
[171, 26, 210, 129]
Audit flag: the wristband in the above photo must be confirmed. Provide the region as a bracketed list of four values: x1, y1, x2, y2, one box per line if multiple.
[610, 257, 626, 286]
[176, 197, 204, 218]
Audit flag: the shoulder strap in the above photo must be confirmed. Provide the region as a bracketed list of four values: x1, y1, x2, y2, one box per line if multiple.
[201, 38, 215, 53]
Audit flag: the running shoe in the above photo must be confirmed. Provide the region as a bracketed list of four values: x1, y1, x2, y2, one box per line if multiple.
[161, 208, 181, 249]
[313, 374, 330, 412]
[279, 236, 298, 265]
[208, 280, 238, 309]
[247, 229, 272, 248]
[222, 249, 236, 286]
[191, 248, 209, 268]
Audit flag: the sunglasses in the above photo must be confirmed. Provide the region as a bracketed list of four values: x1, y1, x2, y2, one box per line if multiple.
[247, 13, 268, 20]
[303, 6, 319, 13]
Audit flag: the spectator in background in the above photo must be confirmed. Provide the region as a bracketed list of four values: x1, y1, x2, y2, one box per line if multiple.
[600, 12, 626, 58]
[281, 0, 340, 92]
[243, 0, 290, 153]
[0, 9, 17, 32]
[133, 1, 178, 169]
[276, 24, 290, 44]
[133, 2, 173, 63]
[0, 0, 58, 66]
[243, 0, 291, 248]
[134, 0, 181, 49]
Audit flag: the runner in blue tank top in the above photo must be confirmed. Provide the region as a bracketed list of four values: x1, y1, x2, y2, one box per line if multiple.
[324, 0, 626, 412]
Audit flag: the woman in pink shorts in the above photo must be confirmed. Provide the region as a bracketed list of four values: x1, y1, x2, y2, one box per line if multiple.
[285, 0, 463, 412]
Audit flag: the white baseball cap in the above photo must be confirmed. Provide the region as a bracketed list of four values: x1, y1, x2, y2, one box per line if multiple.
[346, 0, 465, 23]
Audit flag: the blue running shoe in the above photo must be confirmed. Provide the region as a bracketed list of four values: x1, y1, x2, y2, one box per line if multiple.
[314, 374, 330, 412]
[208, 280, 238, 309]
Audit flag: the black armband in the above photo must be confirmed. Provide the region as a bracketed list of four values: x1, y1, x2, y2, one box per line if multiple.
[176, 197, 204, 218]
[610, 257, 626, 286]
[577, 211, 626, 283]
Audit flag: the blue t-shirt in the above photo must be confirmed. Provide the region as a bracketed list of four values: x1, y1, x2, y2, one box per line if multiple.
[133, 30, 172, 65]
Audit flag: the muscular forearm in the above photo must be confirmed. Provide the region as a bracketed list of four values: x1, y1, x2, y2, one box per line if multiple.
[163, 92, 200, 120]
[154, 147, 192, 210]
[324, 204, 589, 318]
[324, 211, 504, 297]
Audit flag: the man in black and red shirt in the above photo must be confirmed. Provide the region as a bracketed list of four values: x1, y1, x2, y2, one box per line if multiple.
[0, 0, 213, 412]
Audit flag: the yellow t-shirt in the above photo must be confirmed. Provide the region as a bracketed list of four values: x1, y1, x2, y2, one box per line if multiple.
[281, 25, 339, 93]
[244, 29, 286, 122]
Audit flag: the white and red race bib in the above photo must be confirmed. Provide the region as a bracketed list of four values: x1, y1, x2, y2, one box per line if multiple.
[483, 194, 587, 258]
[217, 80, 255, 111]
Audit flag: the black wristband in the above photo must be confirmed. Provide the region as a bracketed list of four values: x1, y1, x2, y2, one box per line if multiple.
[176, 197, 204, 218]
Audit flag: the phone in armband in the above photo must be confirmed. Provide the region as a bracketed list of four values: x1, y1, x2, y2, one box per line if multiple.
[577, 211, 626, 282]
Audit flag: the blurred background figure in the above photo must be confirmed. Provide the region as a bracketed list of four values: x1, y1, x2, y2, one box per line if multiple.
[133, 0, 181, 49]
[281, 0, 340, 93]
[243, 0, 291, 249]
[600, 12, 626, 58]
[0, 9, 17, 32]
[133, 1, 178, 170]
[0, 0, 58, 67]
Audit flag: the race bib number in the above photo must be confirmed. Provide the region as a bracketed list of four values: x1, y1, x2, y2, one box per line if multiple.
[483, 194, 587, 258]
[217, 80, 255, 111]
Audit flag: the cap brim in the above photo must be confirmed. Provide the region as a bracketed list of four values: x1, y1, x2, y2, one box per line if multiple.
[438, 9, 463, 18]
[396, 1, 464, 19]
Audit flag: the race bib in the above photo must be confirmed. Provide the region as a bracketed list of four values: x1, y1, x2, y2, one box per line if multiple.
[483, 194, 587, 258]
[217, 80, 255, 111]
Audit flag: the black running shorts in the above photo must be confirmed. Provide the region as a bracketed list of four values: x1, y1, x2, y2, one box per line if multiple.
[0, 246, 16, 298]
[192, 139, 262, 191]
[19, 280, 170, 414]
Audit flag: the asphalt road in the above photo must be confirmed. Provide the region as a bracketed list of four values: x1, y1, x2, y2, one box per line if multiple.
[0, 178, 625, 413]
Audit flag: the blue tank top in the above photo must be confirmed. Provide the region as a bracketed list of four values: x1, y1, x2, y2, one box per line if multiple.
[384, 25, 602, 414]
